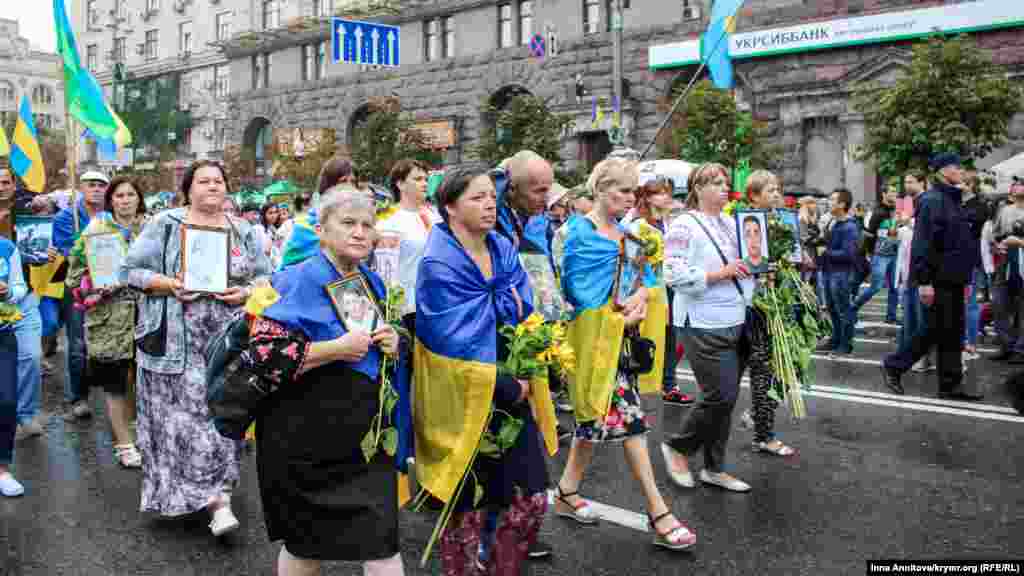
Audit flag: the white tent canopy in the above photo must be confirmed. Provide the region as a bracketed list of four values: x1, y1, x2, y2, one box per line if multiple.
[989, 152, 1024, 193]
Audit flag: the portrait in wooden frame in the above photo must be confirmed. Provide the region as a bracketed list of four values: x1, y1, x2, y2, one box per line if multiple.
[181, 224, 230, 294]
[325, 272, 383, 334]
[83, 230, 127, 289]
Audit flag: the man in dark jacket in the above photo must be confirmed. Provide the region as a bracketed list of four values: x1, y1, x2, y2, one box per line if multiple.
[882, 153, 982, 400]
[817, 187, 861, 355]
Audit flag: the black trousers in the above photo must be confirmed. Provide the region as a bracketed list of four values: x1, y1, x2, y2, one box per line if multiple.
[884, 284, 965, 394]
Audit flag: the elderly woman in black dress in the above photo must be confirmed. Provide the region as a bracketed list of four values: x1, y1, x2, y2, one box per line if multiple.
[247, 185, 404, 576]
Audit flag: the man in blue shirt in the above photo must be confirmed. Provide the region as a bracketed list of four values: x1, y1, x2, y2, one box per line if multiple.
[51, 170, 109, 420]
[817, 188, 862, 355]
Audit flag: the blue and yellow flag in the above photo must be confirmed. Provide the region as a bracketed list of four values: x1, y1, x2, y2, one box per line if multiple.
[10, 96, 45, 193]
[626, 219, 668, 395]
[279, 207, 320, 269]
[414, 224, 551, 503]
[703, 0, 746, 90]
[561, 216, 658, 422]
[0, 124, 9, 157]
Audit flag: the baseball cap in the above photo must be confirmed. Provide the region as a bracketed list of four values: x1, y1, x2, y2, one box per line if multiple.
[80, 170, 110, 185]
[928, 152, 962, 172]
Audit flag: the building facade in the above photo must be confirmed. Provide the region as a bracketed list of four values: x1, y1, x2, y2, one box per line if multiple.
[0, 18, 65, 134]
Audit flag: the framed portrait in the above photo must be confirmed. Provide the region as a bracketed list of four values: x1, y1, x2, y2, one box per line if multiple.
[83, 231, 127, 289]
[181, 224, 230, 294]
[326, 273, 383, 334]
[612, 234, 645, 310]
[373, 232, 401, 288]
[775, 209, 803, 264]
[735, 209, 771, 274]
[14, 215, 54, 261]
[520, 253, 566, 322]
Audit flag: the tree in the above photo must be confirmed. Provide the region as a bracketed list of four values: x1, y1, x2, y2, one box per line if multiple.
[657, 79, 780, 169]
[473, 94, 573, 168]
[271, 131, 340, 190]
[855, 35, 1023, 176]
[222, 143, 259, 195]
[349, 97, 442, 184]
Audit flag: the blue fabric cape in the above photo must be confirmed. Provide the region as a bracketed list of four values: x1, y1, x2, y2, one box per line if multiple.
[561, 216, 656, 314]
[416, 223, 533, 361]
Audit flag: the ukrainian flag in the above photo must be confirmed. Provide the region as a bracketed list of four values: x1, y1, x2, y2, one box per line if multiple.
[278, 207, 320, 269]
[627, 219, 668, 396]
[414, 224, 556, 503]
[10, 96, 45, 193]
[561, 216, 658, 423]
[0, 125, 9, 157]
[703, 0, 746, 90]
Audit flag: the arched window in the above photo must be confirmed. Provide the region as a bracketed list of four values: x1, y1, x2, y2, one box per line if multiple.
[0, 81, 15, 105]
[32, 85, 54, 106]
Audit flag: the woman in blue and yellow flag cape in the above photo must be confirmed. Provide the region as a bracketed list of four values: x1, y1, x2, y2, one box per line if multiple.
[414, 166, 556, 573]
[243, 186, 407, 575]
[555, 158, 697, 551]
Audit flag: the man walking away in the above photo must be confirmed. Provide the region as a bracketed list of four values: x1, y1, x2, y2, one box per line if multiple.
[882, 153, 982, 400]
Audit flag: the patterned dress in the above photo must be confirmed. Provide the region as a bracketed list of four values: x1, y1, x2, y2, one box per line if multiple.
[135, 244, 260, 516]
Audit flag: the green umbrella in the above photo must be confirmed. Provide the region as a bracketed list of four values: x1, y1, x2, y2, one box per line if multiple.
[261, 180, 302, 196]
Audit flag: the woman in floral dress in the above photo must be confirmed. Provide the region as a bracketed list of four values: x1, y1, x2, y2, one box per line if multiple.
[556, 158, 696, 551]
[122, 161, 271, 536]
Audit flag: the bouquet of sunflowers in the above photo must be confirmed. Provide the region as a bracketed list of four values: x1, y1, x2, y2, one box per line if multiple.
[0, 302, 22, 327]
[633, 221, 665, 268]
[498, 312, 575, 380]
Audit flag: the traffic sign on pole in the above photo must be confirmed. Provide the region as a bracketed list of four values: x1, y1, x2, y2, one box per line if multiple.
[332, 18, 400, 67]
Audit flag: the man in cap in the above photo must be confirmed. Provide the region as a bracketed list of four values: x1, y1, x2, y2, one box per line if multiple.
[52, 170, 111, 420]
[882, 153, 982, 400]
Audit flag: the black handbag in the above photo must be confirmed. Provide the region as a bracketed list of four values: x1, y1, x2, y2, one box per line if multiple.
[622, 326, 656, 376]
[137, 223, 173, 357]
[205, 311, 278, 440]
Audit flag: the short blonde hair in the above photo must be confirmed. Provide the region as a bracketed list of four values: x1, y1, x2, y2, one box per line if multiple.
[586, 157, 638, 200]
[744, 169, 779, 201]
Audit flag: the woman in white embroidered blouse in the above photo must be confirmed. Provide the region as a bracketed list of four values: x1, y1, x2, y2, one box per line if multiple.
[659, 162, 756, 493]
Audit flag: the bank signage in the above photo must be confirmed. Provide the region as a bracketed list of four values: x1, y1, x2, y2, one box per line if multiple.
[650, 0, 1024, 70]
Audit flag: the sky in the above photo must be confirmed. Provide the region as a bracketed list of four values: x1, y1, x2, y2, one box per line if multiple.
[6, 3, 58, 53]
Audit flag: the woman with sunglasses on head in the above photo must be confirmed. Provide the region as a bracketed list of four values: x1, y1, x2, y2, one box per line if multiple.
[556, 158, 696, 551]
[661, 162, 754, 493]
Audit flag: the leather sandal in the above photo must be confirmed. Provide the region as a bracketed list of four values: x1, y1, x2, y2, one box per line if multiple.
[554, 485, 598, 525]
[648, 511, 696, 551]
[753, 439, 795, 457]
[113, 444, 142, 469]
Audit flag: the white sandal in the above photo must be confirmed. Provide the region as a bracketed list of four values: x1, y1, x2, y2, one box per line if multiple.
[753, 439, 795, 457]
[113, 444, 142, 468]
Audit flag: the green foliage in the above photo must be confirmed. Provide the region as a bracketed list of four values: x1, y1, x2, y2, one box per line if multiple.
[855, 35, 1023, 177]
[658, 79, 780, 168]
[349, 98, 442, 184]
[473, 95, 573, 168]
[114, 74, 193, 162]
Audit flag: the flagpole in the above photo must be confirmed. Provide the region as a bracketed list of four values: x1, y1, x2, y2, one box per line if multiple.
[639, 25, 732, 161]
[61, 60, 79, 233]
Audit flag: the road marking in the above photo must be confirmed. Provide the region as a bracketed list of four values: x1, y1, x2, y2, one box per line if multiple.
[852, 337, 998, 353]
[811, 354, 882, 366]
[674, 369, 1023, 421]
[546, 490, 650, 533]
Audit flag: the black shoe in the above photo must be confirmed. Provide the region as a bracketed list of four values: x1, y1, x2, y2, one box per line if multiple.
[879, 365, 904, 395]
[990, 349, 1013, 362]
[814, 341, 835, 353]
[527, 539, 553, 559]
[939, 391, 984, 401]
[1007, 353, 1024, 365]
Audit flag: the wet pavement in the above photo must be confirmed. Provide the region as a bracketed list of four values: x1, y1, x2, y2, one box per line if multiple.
[1, 296, 1022, 575]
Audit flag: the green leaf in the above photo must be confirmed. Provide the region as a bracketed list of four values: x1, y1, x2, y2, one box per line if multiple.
[478, 434, 500, 457]
[473, 482, 484, 507]
[496, 416, 524, 451]
[381, 427, 398, 457]
[361, 428, 377, 463]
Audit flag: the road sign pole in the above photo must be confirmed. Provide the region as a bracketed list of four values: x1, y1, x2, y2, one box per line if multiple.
[611, 0, 623, 146]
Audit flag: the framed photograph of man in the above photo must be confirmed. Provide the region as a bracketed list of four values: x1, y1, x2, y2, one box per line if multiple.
[775, 209, 803, 264]
[181, 224, 230, 294]
[612, 234, 645, 310]
[84, 231, 127, 289]
[325, 273, 383, 334]
[736, 209, 770, 274]
[14, 215, 54, 261]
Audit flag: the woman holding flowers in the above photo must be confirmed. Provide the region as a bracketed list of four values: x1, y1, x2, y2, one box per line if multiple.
[415, 166, 557, 575]
[556, 158, 696, 551]
[739, 170, 796, 457]
[0, 234, 28, 496]
[246, 185, 404, 576]
[67, 176, 147, 468]
[661, 162, 754, 493]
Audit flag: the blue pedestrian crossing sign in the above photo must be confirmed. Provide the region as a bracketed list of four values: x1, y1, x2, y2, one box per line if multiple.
[332, 18, 400, 67]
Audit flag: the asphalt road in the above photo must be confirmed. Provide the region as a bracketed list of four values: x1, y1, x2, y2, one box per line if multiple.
[1, 297, 1021, 575]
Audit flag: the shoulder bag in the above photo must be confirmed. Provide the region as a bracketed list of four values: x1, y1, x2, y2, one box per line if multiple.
[137, 222, 173, 357]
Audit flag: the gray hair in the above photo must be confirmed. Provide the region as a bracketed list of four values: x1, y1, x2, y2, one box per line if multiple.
[319, 183, 375, 225]
[500, 150, 551, 196]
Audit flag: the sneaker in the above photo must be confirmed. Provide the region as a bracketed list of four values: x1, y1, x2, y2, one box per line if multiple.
[880, 365, 904, 395]
[911, 359, 934, 373]
[0, 473, 24, 497]
[209, 506, 240, 536]
[527, 539, 553, 559]
[554, 392, 574, 414]
[14, 419, 44, 441]
[663, 388, 695, 406]
[738, 409, 754, 430]
[63, 401, 92, 421]
[963, 350, 980, 361]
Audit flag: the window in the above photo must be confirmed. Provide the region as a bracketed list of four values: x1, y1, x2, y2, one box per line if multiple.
[214, 118, 226, 149]
[0, 82, 14, 104]
[32, 85, 54, 106]
[262, 0, 279, 30]
[424, 19, 438, 62]
[213, 64, 230, 97]
[519, 1, 533, 45]
[87, 44, 98, 71]
[179, 21, 193, 55]
[147, 0, 159, 12]
[252, 53, 270, 89]
[498, 4, 513, 48]
[145, 30, 159, 60]
[583, 0, 600, 34]
[115, 0, 128, 20]
[605, 0, 629, 31]
[442, 16, 454, 59]
[216, 12, 232, 41]
[114, 37, 126, 63]
[302, 44, 315, 81]
[315, 0, 331, 17]
[146, 80, 158, 109]
[87, 0, 100, 27]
